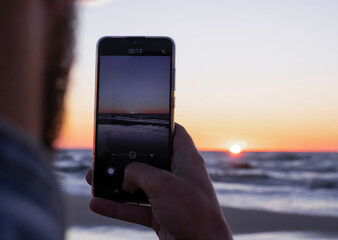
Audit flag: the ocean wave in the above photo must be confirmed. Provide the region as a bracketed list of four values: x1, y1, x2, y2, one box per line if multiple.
[54, 164, 90, 173]
[53, 150, 338, 218]
[308, 179, 338, 190]
[209, 171, 270, 182]
[53, 150, 92, 173]
[230, 162, 253, 169]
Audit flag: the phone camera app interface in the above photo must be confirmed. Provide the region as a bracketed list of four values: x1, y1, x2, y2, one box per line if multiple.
[95, 55, 171, 200]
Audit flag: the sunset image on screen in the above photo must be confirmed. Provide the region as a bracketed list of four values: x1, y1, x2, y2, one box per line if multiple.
[95, 55, 171, 164]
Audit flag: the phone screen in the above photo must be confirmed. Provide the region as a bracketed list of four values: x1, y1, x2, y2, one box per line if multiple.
[94, 37, 174, 201]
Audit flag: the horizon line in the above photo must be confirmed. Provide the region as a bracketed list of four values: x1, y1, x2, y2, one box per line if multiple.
[54, 146, 338, 153]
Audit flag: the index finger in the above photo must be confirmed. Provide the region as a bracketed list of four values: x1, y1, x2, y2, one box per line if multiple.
[172, 123, 206, 173]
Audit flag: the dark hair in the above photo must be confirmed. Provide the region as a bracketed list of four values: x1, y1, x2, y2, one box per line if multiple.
[42, 1, 75, 147]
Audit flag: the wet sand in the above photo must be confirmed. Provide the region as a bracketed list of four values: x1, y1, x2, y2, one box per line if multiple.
[64, 194, 338, 235]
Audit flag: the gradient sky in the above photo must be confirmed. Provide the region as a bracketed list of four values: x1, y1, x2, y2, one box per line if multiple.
[56, 0, 338, 151]
[98, 56, 170, 113]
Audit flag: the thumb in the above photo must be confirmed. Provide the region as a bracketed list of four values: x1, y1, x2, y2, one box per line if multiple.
[123, 162, 178, 199]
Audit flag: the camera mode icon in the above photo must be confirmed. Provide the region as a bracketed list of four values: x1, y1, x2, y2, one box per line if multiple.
[106, 167, 115, 176]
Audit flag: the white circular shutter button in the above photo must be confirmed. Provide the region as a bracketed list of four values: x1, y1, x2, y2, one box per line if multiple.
[129, 151, 137, 159]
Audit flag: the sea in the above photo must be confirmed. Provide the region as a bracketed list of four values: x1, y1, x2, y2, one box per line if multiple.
[54, 150, 338, 218]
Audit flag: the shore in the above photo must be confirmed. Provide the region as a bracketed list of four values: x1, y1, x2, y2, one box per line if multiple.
[223, 207, 338, 234]
[63, 194, 338, 235]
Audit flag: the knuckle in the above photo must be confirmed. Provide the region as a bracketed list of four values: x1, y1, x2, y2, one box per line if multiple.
[124, 162, 139, 177]
[145, 170, 172, 196]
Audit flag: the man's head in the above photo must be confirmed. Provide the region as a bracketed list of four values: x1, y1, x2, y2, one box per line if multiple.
[0, 0, 75, 148]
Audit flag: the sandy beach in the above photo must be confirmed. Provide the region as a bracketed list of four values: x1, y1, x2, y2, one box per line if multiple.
[64, 194, 338, 237]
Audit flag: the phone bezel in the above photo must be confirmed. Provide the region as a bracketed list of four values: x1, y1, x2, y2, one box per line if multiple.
[92, 36, 176, 202]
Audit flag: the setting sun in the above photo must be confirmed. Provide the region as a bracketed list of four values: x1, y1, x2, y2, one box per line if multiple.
[229, 145, 242, 154]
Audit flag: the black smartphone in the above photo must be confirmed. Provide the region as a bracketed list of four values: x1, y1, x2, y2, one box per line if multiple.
[93, 37, 175, 203]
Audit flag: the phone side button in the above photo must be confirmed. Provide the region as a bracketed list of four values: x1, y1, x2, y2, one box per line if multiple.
[172, 67, 176, 90]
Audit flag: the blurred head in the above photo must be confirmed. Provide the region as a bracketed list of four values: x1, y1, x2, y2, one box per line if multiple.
[0, 0, 75, 147]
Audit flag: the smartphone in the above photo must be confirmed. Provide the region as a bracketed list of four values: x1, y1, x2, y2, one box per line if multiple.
[93, 37, 175, 203]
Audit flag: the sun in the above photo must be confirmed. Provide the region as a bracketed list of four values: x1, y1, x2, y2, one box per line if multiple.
[229, 145, 242, 154]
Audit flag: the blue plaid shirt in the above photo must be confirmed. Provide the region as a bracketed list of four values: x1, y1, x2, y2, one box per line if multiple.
[0, 118, 64, 240]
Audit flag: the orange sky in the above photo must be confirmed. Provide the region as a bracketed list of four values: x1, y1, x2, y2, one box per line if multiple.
[55, 0, 338, 152]
[55, 94, 338, 152]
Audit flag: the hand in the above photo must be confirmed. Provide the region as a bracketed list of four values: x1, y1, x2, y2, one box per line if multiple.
[86, 123, 233, 240]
